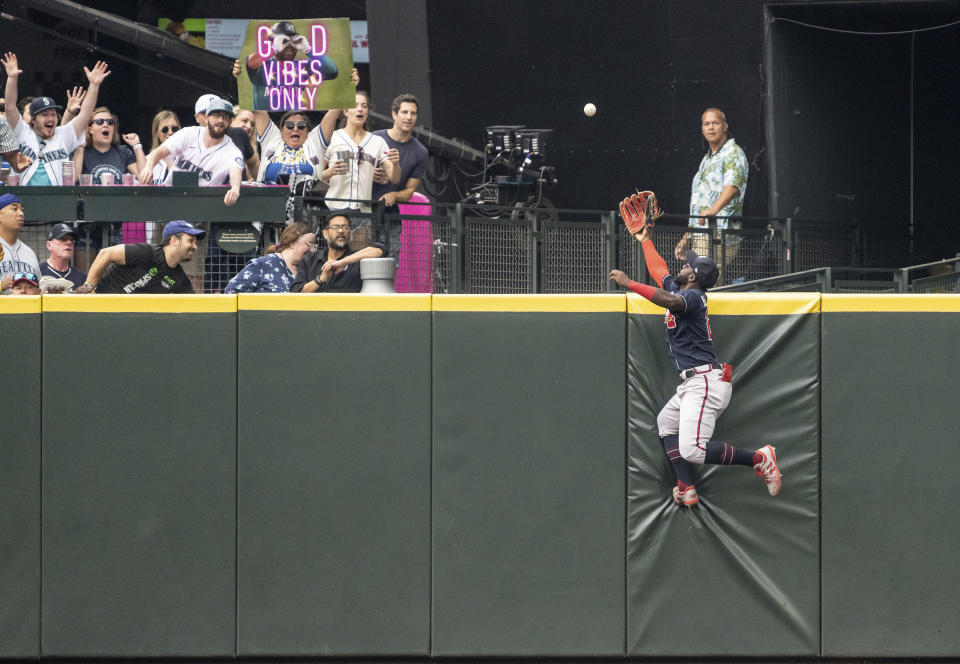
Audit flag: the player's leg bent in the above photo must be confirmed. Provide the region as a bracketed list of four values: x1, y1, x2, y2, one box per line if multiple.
[676, 375, 727, 464]
[656, 393, 697, 505]
[656, 393, 681, 437]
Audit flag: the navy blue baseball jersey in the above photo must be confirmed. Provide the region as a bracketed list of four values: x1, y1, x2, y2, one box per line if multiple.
[660, 274, 717, 371]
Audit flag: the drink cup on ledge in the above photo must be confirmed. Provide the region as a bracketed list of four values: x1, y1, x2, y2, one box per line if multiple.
[80, 174, 92, 186]
[7, 172, 19, 185]
[100, 173, 115, 185]
[61, 162, 75, 186]
[122, 173, 135, 185]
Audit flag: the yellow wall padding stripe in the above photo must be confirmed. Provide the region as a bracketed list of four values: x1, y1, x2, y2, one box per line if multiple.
[238, 293, 432, 311]
[40, 294, 237, 313]
[821, 294, 960, 312]
[628, 292, 820, 315]
[0, 295, 41, 314]
[432, 294, 626, 312]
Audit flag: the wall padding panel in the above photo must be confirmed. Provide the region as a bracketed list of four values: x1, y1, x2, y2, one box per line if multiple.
[40, 296, 237, 657]
[0, 298, 41, 657]
[820, 295, 960, 657]
[431, 295, 626, 656]
[236, 294, 431, 656]
[627, 294, 820, 657]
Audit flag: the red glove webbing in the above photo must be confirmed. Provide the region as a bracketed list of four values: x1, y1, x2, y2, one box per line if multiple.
[641, 238, 669, 287]
[627, 280, 656, 301]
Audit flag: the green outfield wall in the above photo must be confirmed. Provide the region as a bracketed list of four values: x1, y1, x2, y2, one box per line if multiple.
[0, 292, 958, 660]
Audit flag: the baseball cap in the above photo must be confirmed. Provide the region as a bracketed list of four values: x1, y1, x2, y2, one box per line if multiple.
[0, 193, 23, 211]
[12, 271, 39, 287]
[272, 21, 299, 37]
[205, 97, 236, 117]
[29, 97, 63, 116]
[47, 222, 78, 241]
[195, 93, 220, 115]
[162, 220, 206, 240]
[685, 249, 719, 289]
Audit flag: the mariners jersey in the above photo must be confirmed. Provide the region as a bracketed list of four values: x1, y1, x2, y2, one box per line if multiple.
[12, 119, 85, 186]
[162, 126, 243, 186]
[660, 274, 718, 372]
[325, 129, 391, 213]
[0, 237, 41, 292]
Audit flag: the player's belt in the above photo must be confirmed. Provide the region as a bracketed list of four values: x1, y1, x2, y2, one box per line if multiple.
[679, 363, 724, 380]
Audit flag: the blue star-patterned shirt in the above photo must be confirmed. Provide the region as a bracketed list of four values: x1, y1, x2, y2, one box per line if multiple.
[224, 252, 295, 293]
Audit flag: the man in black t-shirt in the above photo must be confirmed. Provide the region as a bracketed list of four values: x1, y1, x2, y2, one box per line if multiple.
[371, 94, 428, 209]
[74, 220, 204, 294]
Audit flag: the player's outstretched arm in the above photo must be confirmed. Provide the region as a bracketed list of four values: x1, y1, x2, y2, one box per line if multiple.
[634, 226, 670, 287]
[609, 269, 685, 312]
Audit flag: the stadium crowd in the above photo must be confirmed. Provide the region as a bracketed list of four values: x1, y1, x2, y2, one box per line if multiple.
[0, 50, 430, 295]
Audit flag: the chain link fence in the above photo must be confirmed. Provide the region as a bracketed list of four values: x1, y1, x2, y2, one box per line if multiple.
[13, 201, 954, 294]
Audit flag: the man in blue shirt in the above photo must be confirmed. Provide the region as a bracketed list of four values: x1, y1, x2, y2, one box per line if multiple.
[610, 223, 781, 507]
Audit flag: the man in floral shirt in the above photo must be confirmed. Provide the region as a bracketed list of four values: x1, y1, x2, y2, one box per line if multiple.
[676, 108, 748, 279]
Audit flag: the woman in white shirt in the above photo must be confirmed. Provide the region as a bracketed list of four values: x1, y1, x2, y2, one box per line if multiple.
[321, 91, 398, 213]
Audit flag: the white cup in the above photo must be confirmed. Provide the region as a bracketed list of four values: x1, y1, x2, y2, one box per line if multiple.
[100, 172, 115, 185]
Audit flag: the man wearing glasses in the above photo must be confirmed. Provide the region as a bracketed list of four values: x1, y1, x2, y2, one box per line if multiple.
[0, 193, 40, 293]
[290, 212, 385, 293]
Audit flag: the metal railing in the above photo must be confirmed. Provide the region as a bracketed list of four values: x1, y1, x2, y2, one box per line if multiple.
[9, 185, 942, 294]
[713, 256, 960, 293]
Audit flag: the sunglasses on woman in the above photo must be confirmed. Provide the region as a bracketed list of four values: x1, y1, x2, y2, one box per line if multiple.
[283, 121, 308, 130]
[160, 125, 180, 134]
[91, 118, 115, 126]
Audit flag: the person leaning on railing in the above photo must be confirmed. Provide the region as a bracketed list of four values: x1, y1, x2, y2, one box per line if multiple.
[290, 212, 384, 293]
[74, 221, 205, 294]
[224, 223, 316, 293]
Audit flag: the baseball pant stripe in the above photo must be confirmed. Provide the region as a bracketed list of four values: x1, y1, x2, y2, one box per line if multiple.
[694, 376, 708, 450]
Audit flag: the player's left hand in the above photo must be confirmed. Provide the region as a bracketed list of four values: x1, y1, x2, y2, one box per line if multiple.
[224, 187, 240, 206]
[609, 269, 631, 288]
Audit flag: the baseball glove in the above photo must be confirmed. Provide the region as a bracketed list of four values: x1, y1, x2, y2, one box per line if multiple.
[619, 190, 663, 235]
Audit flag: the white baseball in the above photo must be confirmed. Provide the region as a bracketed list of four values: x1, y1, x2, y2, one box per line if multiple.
[583, 102, 597, 117]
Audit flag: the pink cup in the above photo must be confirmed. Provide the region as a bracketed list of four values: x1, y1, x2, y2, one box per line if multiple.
[7, 172, 19, 185]
[122, 173, 135, 185]
[100, 173, 115, 185]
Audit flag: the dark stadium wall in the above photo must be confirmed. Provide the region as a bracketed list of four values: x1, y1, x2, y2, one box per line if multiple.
[6, 0, 958, 259]
[424, 0, 768, 215]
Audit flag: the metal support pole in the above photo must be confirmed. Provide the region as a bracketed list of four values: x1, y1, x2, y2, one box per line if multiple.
[602, 211, 617, 292]
[451, 204, 464, 293]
